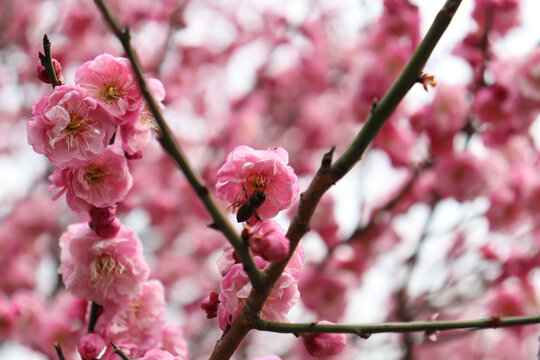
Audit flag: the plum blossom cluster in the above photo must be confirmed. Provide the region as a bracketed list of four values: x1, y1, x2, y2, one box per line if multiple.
[211, 147, 301, 331]
[207, 145, 345, 356]
[215, 146, 299, 262]
[28, 54, 165, 216]
[25, 54, 188, 359]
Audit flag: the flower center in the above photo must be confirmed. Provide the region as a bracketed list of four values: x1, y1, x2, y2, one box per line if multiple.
[63, 114, 87, 135]
[246, 174, 270, 193]
[90, 254, 125, 291]
[84, 164, 109, 184]
[102, 84, 122, 104]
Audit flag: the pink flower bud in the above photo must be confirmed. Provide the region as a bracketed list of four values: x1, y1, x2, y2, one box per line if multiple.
[36, 58, 64, 84]
[92, 217, 121, 238]
[78, 333, 106, 360]
[301, 321, 347, 357]
[90, 206, 117, 226]
[250, 220, 289, 262]
[201, 291, 219, 319]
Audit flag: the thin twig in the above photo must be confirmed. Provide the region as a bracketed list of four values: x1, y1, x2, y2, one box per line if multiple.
[39, 35, 60, 88]
[253, 314, 540, 337]
[111, 342, 132, 360]
[92, 0, 267, 291]
[87, 302, 101, 333]
[54, 342, 65, 360]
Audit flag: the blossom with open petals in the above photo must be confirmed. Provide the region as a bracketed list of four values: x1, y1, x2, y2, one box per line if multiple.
[216, 146, 299, 222]
[27, 85, 115, 168]
[59, 222, 149, 306]
[217, 262, 299, 331]
[48, 146, 133, 213]
[75, 54, 143, 125]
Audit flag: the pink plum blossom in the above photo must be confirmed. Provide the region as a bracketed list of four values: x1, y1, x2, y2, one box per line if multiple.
[431, 152, 488, 202]
[139, 349, 185, 360]
[58, 222, 149, 306]
[78, 333, 107, 360]
[515, 48, 540, 107]
[75, 53, 144, 125]
[301, 321, 347, 357]
[249, 220, 289, 262]
[299, 266, 349, 322]
[159, 324, 189, 359]
[27, 85, 115, 168]
[117, 77, 165, 158]
[48, 145, 133, 212]
[472, 0, 521, 36]
[95, 280, 167, 355]
[216, 146, 299, 222]
[217, 262, 299, 331]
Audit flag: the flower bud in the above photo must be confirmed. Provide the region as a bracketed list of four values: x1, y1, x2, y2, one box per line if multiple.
[78, 333, 106, 360]
[36, 58, 63, 84]
[92, 217, 121, 238]
[301, 321, 346, 357]
[90, 206, 117, 226]
[201, 291, 219, 319]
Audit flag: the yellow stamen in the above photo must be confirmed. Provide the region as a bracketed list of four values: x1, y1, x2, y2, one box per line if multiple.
[84, 164, 109, 184]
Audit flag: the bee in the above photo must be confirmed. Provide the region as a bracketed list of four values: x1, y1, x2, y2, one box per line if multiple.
[235, 190, 266, 223]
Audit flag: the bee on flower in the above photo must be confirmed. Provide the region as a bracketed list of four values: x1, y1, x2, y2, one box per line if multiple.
[215, 146, 299, 223]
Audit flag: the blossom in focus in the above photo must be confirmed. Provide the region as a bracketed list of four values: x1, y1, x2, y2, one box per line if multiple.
[27, 85, 115, 168]
[217, 261, 299, 330]
[117, 77, 165, 159]
[215, 146, 299, 222]
[75, 53, 143, 125]
[48, 146, 133, 212]
[58, 222, 149, 306]
[301, 321, 347, 357]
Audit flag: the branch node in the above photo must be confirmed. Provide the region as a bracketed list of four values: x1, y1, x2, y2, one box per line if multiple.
[487, 315, 502, 328]
[321, 147, 335, 170]
[370, 98, 378, 113]
[359, 332, 371, 339]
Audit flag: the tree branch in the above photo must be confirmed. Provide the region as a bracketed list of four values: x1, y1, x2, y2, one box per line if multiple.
[210, 1, 463, 359]
[92, 0, 267, 290]
[39, 34, 60, 88]
[253, 314, 540, 337]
